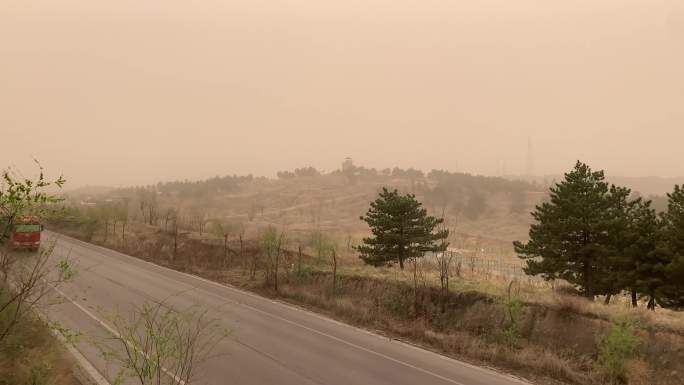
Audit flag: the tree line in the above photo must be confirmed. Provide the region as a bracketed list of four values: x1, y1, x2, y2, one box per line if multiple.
[515, 161, 684, 310]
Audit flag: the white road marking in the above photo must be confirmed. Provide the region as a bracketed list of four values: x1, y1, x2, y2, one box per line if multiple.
[48, 232, 532, 385]
[52, 327, 111, 385]
[238, 300, 468, 385]
[34, 306, 111, 385]
[167, 265, 530, 384]
[51, 286, 186, 385]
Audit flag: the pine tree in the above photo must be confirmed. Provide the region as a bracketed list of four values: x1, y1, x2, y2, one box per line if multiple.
[356, 188, 449, 269]
[663, 255, 684, 308]
[598, 185, 636, 300]
[619, 199, 660, 307]
[658, 185, 684, 309]
[662, 185, 684, 253]
[514, 161, 613, 299]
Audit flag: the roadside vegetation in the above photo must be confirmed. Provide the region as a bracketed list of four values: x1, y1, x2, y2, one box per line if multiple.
[51, 161, 684, 385]
[1, 163, 227, 385]
[0, 165, 79, 385]
[0, 307, 78, 385]
[97, 299, 227, 385]
[515, 161, 684, 308]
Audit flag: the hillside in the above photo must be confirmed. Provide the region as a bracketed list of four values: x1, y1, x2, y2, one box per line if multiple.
[65, 167, 546, 247]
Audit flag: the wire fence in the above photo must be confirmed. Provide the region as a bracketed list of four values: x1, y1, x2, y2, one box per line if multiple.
[425, 250, 546, 285]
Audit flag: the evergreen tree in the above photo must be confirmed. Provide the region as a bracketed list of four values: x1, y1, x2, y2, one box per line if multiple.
[514, 161, 613, 299]
[620, 199, 661, 307]
[356, 188, 449, 269]
[658, 185, 684, 309]
[663, 255, 684, 308]
[598, 185, 636, 300]
[662, 185, 684, 253]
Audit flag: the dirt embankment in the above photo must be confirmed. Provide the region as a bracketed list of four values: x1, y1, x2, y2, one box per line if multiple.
[51, 222, 684, 385]
[0, 290, 80, 385]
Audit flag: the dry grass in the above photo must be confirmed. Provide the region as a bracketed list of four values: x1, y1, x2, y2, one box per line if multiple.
[542, 292, 684, 338]
[622, 359, 653, 385]
[67, 172, 542, 248]
[52, 223, 684, 385]
[0, 312, 79, 385]
[275, 278, 591, 385]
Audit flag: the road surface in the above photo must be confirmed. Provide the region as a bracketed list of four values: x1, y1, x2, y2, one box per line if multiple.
[44, 232, 532, 385]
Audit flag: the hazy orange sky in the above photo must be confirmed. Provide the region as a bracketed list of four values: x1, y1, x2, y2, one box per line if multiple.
[2, 0, 683, 187]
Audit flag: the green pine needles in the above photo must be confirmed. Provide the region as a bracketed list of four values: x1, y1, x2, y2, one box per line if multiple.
[514, 161, 684, 308]
[597, 316, 641, 380]
[356, 188, 449, 270]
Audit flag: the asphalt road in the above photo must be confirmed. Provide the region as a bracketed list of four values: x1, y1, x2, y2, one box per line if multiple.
[44, 232, 532, 385]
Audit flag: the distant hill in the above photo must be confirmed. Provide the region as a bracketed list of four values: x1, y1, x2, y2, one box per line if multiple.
[63, 185, 116, 198]
[69, 167, 547, 244]
[68, 168, 684, 244]
[608, 176, 684, 196]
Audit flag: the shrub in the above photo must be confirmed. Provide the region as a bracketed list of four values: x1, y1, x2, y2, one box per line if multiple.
[295, 264, 315, 282]
[500, 296, 525, 347]
[381, 286, 413, 319]
[597, 316, 641, 381]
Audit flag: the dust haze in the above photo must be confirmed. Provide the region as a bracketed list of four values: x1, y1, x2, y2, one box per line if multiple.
[2, 0, 684, 186]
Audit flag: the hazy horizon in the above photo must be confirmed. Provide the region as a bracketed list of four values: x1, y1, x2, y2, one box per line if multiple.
[3, 0, 684, 187]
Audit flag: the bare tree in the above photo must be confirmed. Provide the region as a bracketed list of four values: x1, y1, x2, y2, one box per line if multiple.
[210, 219, 236, 268]
[345, 234, 353, 257]
[313, 233, 338, 293]
[162, 208, 176, 232]
[99, 300, 226, 385]
[189, 209, 206, 236]
[467, 252, 477, 277]
[171, 213, 183, 262]
[100, 205, 114, 244]
[435, 215, 453, 312]
[237, 223, 246, 263]
[0, 242, 73, 345]
[311, 229, 326, 260]
[297, 244, 303, 277]
[138, 189, 159, 226]
[117, 199, 130, 244]
[249, 252, 258, 280]
[436, 251, 454, 312]
[262, 226, 285, 292]
[330, 243, 338, 293]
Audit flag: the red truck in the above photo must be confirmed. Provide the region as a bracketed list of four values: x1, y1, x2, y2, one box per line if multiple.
[11, 216, 43, 250]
